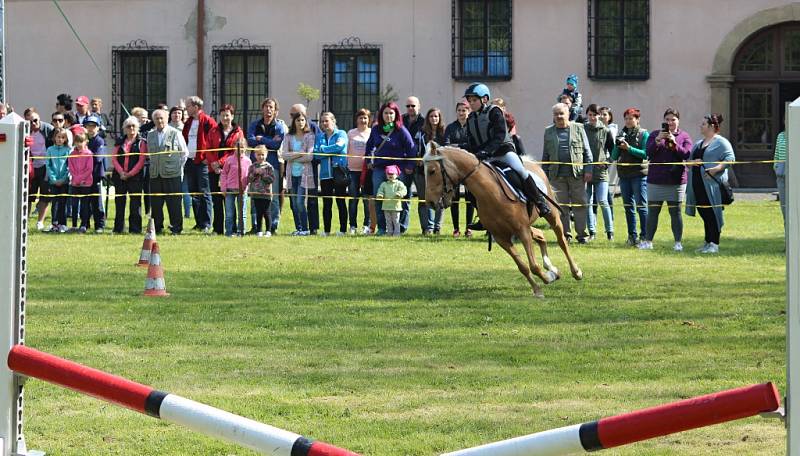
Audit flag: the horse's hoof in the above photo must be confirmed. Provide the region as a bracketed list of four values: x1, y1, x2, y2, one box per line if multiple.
[533, 290, 545, 299]
[545, 270, 559, 284]
[572, 269, 584, 281]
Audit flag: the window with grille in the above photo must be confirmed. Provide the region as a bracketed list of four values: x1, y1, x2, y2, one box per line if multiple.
[587, 0, 650, 80]
[212, 41, 269, 125]
[451, 0, 512, 81]
[112, 41, 167, 134]
[322, 39, 380, 132]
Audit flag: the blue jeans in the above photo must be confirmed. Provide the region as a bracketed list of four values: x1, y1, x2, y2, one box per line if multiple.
[777, 173, 786, 227]
[586, 181, 613, 235]
[224, 193, 245, 236]
[290, 175, 309, 232]
[414, 170, 442, 232]
[270, 176, 281, 231]
[181, 176, 192, 218]
[618, 175, 647, 240]
[184, 161, 212, 228]
[399, 172, 413, 233]
[348, 170, 370, 228]
[372, 167, 388, 234]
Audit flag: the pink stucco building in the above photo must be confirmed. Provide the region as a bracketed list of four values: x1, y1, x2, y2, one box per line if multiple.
[7, 0, 799, 186]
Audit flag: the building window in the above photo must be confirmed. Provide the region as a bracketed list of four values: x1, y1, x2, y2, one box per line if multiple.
[112, 40, 167, 134]
[451, 0, 512, 80]
[587, 0, 650, 80]
[212, 39, 269, 124]
[322, 37, 380, 132]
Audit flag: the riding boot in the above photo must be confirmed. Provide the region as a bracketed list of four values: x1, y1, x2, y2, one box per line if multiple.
[524, 176, 551, 217]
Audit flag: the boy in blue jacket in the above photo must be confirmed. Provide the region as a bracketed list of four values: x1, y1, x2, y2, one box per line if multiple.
[84, 115, 106, 232]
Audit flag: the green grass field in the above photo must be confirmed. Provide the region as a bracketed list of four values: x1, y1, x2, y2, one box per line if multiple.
[20, 198, 787, 455]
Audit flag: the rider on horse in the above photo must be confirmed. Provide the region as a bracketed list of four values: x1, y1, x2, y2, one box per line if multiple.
[463, 83, 551, 218]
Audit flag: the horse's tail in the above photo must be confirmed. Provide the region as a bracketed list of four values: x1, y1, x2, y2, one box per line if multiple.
[542, 192, 565, 215]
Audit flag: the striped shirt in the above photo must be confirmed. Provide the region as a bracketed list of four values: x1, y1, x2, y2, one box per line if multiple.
[775, 131, 787, 162]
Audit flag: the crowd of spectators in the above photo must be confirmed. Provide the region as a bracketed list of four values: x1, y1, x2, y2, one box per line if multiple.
[8, 74, 763, 252]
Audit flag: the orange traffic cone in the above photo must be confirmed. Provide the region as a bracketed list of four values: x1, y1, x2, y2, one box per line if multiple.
[143, 242, 169, 297]
[136, 218, 156, 267]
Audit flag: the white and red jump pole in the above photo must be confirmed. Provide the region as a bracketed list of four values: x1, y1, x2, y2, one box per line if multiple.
[7, 345, 359, 456]
[441, 382, 781, 456]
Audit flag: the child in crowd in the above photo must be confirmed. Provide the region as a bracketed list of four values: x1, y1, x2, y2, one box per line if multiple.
[558, 73, 583, 121]
[90, 97, 111, 137]
[67, 133, 94, 233]
[46, 128, 71, 232]
[220, 138, 252, 237]
[84, 116, 106, 232]
[247, 145, 275, 237]
[376, 165, 407, 236]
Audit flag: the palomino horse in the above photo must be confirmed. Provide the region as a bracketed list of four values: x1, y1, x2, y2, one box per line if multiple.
[423, 143, 582, 298]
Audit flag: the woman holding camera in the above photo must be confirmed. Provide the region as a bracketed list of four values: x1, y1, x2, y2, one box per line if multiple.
[685, 114, 735, 254]
[610, 107, 649, 246]
[640, 107, 693, 251]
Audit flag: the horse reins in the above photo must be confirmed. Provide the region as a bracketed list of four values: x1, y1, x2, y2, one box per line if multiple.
[439, 158, 480, 203]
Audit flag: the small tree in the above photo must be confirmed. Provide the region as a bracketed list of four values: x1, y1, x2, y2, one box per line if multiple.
[380, 84, 399, 105]
[296, 82, 320, 113]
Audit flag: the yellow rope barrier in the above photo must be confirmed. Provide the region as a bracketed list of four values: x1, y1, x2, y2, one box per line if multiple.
[29, 190, 777, 209]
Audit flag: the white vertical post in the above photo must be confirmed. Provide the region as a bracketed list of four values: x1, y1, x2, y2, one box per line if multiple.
[787, 98, 800, 456]
[0, 113, 28, 456]
[0, 0, 6, 103]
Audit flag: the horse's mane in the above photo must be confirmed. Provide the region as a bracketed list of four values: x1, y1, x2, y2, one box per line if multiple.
[422, 144, 471, 178]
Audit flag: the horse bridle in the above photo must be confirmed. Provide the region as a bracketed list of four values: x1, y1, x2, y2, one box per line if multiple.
[424, 154, 481, 208]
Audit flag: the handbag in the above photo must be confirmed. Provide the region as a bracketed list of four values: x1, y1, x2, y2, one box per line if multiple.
[332, 164, 350, 187]
[705, 167, 734, 205]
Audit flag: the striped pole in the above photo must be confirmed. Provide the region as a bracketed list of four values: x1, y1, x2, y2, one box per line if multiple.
[442, 383, 781, 456]
[7, 345, 359, 456]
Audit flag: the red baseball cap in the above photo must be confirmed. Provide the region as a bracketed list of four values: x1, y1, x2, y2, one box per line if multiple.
[76, 95, 89, 106]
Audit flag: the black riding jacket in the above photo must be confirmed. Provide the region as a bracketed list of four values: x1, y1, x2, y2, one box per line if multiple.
[466, 104, 515, 158]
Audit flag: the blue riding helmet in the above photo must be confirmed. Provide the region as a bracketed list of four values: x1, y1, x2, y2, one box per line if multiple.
[464, 83, 490, 100]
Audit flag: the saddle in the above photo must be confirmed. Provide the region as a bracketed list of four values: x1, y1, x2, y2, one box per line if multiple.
[486, 159, 538, 203]
[484, 160, 523, 202]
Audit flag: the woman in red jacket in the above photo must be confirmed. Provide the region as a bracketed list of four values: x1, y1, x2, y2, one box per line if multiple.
[206, 104, 244, 235]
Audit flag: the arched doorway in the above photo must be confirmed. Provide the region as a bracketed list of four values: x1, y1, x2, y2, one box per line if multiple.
[731, 22, 800, 187]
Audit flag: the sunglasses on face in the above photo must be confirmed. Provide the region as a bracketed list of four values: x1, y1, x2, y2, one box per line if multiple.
[30, 119, 39, 123]
[406, 105, 416, 108]
[52, 118, 64, 122]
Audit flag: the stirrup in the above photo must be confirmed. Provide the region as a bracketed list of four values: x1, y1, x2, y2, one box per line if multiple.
[467, 220, 485, 231]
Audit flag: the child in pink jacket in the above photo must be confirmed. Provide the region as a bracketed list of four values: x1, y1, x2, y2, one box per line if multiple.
[68, 133, 94, 233]
[220, 139, 253, 236]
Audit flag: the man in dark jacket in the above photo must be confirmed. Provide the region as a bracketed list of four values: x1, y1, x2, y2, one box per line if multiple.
[247, 97, 286, 233]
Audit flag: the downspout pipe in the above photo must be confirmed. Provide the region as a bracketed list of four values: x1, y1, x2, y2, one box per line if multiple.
[196, 0, 205, 98]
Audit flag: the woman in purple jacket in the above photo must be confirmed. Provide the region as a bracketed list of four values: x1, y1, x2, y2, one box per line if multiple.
[366, 102, 415, 235]
[639, 107, 693, 251]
